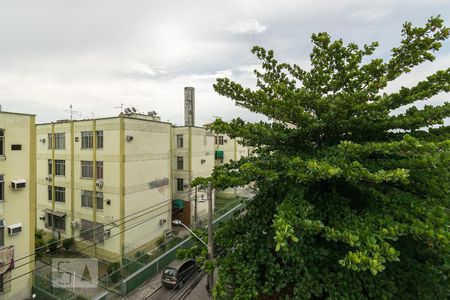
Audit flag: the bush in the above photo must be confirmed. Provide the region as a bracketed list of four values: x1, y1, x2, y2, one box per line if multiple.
[135, 251, 150, 264]
[62, 238, 75, 251]
[47, 238, 58, 252]
[107, 262, 121, 284]
[35, 229, 44, 240]
[35, 239, 47, 258]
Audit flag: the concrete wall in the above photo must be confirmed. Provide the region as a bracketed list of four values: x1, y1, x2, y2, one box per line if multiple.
[0, 112, 35, 299]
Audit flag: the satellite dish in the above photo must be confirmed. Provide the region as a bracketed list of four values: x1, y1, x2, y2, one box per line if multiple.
[124, 108, 131, 114]
[132, 107, 137, 112]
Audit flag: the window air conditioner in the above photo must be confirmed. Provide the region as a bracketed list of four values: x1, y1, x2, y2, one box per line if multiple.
[183, 183, 189, 188]
[224, 139, 228, 143]
[104, 229, 111, 237]
[96, 180, 104, 189]
[71, 220, 80, 229]
[126, 135, 134, 142]
[7, 223, 22, 235]
[201, 159, 206, 164]
[11, 179, 26, 190]
[45, 175, 52, 181]
[159, 218, 167, 226]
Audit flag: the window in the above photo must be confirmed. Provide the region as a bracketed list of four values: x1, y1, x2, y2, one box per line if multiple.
[0, 129, 4, 156]
[81, 131, 103, 149]
[176, 134, 183, 148]
[95, 192, 103, 210]
[81, 190, 93, 208]
[48, 186, 52, 201]
[55, 133, 65, 149]
[81, 131, 93, 149]
[177, 178, 184, 191]
[80, 219, 104, 242]
[48, 159, 52, 175]
[48, 133, 52, 149]
[177, 156, 183, 170]
[55, 186, 65, 203]
[0, 220, 4, 247]
[96, 161, 103, 179]
[46, 213, 66, 231]
[215, 135, 224, 145]
[81, 161, 93, 178]
[11, 144, 21, 151]
[55, 160, 65, 176]
[0, 175, 4, 202]
[96, 131, 103, 149]
[81, 190, 103, 209]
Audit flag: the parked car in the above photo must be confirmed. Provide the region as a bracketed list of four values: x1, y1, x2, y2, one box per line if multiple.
[161, 259, 198, 289]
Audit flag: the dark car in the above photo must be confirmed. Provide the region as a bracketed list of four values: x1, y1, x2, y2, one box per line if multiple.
[161, 259, 198, 289]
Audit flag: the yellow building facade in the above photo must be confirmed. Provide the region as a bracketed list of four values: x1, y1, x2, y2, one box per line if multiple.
[36, 115, 172, 259]
[0, 111, 36, 299]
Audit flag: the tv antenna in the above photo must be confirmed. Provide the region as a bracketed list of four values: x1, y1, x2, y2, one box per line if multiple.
[114, 103, 124, 114]
[63, 104, 81, 120]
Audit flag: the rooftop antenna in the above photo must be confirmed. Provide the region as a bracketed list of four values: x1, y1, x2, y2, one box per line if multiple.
[63, 104, 80, 120]
[114, 103, 124, 114]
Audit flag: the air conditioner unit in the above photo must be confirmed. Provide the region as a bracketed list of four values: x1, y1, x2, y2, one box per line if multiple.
[224, 139, 228, 143]
[71, 220, 80, 229]
[159, 218, 167, 226]
[126, 135, 134, 142]
[7, 223, 22, 235]
[45, 175, 52, 182]
[11, 179, 26, 190]
[104, 229, 111, 237]
[201, 159, 206, 164]
[39, 213, 45, 220]
[183, 183, 189, 188]
[96, 180, 104, 189]
[40, 138, 46, 143]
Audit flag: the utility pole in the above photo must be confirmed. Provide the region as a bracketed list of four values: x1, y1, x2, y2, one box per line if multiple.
[194, 186, 198, 229]
[207, 182, 214, 294]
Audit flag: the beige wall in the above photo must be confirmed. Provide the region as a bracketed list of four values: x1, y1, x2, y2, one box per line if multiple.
[0, 112, 35, 299]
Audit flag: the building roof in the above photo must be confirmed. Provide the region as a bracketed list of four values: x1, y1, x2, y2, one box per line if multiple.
[0, 111, 35, 117]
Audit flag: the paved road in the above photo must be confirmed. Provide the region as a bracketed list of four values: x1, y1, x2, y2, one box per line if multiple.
[146, 271, 204, 300]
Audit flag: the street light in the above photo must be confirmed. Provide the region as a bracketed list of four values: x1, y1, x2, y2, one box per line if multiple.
[172, 220, 207, 247]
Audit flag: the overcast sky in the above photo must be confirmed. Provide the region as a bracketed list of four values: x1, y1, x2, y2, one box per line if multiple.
[0, 0, 449, 125]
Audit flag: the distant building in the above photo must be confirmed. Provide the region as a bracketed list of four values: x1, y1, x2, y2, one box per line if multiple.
[0, 111, 36, 299]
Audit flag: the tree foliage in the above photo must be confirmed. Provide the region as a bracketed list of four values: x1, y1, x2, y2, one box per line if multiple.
[208, 17, 450, 299]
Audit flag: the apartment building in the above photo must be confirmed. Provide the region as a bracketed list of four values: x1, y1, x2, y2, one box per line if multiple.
[171, 126, 215, 226]
[36, 114, 172, 259]
[0, 111, 36, 299]
[214, 133, 248, 165]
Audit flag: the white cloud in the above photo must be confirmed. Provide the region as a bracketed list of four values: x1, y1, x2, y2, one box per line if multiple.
[229, 19, 268, 34]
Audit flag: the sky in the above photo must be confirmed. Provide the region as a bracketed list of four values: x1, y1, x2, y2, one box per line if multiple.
[0, 0, 449, 125]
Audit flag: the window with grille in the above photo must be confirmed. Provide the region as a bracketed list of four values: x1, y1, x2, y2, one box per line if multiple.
[177, 178, 184, 191]
[96, 131, 103, 149]
[96, 161, 103, 179]
[54, 133, 65, 149]
[81, 131, 93, 149]
[177, 156, 183, 170]
[45, 213, 66, 231]
[81, 131, 103, 149]
[0, 129, 4, 156]
[0, 175, 4, 202]
[55, 186, 65, 203]
[81, 190, 103, 209]
[176, 134, 183, 148]
[55, 160, 65, 176]
[80, 219, 104, 242]
[81, 161, 93, 178]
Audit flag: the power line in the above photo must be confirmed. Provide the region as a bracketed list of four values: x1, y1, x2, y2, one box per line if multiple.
[15, 189, 193, 264]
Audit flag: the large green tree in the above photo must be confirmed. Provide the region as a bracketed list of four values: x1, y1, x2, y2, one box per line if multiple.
[206, 17, 450, 299]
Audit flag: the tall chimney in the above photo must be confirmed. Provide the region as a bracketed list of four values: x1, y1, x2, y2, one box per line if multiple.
[184, 87, 195, 127]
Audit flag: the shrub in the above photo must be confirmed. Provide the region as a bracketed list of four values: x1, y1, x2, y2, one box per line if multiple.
[107, 262, 121, 284]
[35, 239, 47, 258]
[62, 238, 75, 251]
[47, 238, 58, 252]
[135, 251, 150, 264]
